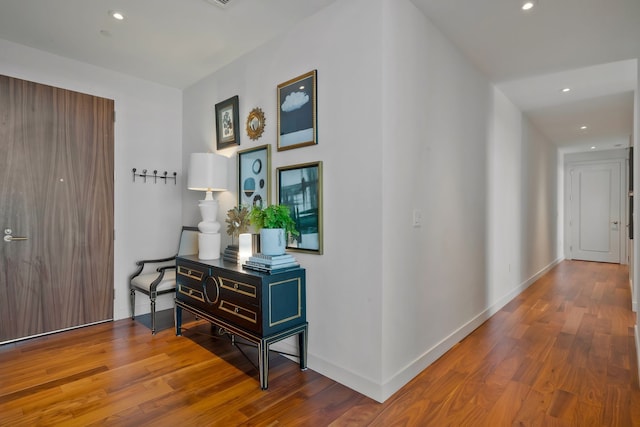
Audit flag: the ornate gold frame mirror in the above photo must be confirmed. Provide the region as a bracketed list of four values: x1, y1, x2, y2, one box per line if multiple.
[246, 107, 266, 140]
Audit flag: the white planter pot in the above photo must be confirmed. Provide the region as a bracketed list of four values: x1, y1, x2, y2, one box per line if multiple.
[260, 228, 286, 256]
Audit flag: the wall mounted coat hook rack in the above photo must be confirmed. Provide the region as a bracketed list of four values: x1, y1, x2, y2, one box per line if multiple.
[132, 168, 177, 184]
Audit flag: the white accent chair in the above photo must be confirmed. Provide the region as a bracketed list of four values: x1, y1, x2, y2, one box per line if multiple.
[129, 226, 199, 334]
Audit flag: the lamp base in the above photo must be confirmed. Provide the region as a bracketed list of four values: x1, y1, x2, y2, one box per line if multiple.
[198, 232, 221, 260]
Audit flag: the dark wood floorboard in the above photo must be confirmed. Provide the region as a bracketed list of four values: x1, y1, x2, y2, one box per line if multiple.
[1, 260, 639, 426]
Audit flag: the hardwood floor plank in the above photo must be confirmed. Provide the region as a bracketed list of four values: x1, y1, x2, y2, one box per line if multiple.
[1, 260, 639, 426]
[484, 380, 532, 425]
[547, 388, 578, 420]
[603, 386, 633, 426]
[0, 365, 108, 403]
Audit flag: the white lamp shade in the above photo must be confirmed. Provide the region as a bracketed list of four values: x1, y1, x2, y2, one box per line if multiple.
[187, 152, 228, 192]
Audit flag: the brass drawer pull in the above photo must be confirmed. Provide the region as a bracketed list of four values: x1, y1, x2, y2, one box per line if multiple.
[178, 266, 204, 281]
[178, 285, 204, 302]
[220, 278, 257, 298]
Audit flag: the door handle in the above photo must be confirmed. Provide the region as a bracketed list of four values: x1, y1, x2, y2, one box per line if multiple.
[4, 234, 28, 242]
[4, 228, 27, 242]
[3, 235, 28, 242]
[612, 221, 619, 225]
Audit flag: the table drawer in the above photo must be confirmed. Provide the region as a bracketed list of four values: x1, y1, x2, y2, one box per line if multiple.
[218, 276, 258, 305]
[177, 261, 207, 285]
[176, 259, 210, 310]
[216, 298, 259, 331]
[177, 283, 205, 303]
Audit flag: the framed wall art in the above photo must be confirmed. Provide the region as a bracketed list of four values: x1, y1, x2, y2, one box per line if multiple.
[277, 161, 323, 254]
[237, 144, 270, 209]
[215, 95, 240, 150]
[277, 70, 317, 151]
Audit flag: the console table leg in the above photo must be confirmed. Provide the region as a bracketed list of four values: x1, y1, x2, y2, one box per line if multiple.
[259, 340, 269, 389]
[175, 304, 182, 336]
[298, 326, 308, 370]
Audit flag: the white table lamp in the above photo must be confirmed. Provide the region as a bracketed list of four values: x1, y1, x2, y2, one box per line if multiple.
[187, 152, 228, 260]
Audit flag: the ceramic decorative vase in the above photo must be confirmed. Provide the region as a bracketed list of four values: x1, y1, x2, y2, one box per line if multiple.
[260, 228, 286, 256]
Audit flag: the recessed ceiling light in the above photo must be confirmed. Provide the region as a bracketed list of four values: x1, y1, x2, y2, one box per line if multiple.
[561, 87, 571, 93]
[580, 125, 588, 130]
[522, 1, 535, 11]
[590, 146, 596, 150]
[109, 10, 124, 20]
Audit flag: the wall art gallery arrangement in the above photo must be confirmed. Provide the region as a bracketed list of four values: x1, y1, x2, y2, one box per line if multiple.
[215, 70, 322, 254]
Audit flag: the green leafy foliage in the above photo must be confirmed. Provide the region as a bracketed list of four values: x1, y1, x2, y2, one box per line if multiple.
[249, 204, 299, 236]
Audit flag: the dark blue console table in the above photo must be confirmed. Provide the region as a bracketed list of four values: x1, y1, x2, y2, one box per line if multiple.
[174, 255, 307, 389]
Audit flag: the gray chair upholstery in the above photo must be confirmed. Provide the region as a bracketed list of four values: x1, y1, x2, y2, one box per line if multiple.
[129, 226, 199, 334]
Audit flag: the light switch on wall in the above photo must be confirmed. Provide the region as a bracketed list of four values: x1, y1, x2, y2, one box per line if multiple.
[413, 209, 422, 227]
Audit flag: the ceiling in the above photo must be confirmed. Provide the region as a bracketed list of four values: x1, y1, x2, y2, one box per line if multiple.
[411, 0, 639, 152]
[0, 0, 637, 152]
[0, 0, 338, 88]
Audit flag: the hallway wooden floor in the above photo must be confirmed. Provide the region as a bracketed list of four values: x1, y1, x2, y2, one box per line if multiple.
[1, 260, 639, 426]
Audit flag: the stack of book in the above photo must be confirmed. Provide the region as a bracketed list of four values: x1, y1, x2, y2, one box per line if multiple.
[243, 253, 300, 274]
[223, 245, 240, 263]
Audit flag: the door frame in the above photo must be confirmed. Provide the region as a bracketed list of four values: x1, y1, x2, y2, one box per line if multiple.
[564, 152, 629, 264]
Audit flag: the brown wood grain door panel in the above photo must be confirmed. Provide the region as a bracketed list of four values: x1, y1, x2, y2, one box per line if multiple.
[0, 75, 114, 343]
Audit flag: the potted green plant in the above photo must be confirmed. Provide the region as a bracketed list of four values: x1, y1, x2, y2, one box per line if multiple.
[249, 204, 299, 255]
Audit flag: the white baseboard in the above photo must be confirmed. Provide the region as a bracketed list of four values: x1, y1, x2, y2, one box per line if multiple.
[631, 277, 637, 312]
[306, 258, 564, 403]
[378, 257, 563, 401]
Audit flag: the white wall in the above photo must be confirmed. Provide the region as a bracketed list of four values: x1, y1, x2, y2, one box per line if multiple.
[634, 61, 639, 362]
[520, 120, 560, 280]
[487, 89, 523, 309]
[181, 0, 560, 402]
[182, 0, 386, 396]
[630, 59, 640, 376]
[635, 63, 640, 304]
[378, 0, 559, 400]
[380, 0, 491, 398]
[0, 39, 184, 321]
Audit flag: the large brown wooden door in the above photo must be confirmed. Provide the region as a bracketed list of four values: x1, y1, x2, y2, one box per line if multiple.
[0, 75, 114, 343]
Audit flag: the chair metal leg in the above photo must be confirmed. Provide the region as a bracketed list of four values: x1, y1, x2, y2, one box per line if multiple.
[130, 289, 136, 320]
[151, 297, 157, 335]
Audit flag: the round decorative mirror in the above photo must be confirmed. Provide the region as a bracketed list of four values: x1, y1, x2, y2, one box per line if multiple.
[246, 107, 266, 140]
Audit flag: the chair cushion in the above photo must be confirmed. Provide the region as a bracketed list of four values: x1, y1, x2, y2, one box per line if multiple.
[131, 270, 176, 292]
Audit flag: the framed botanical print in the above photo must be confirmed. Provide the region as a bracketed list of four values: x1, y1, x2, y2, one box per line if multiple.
[277, 161, 323, 254]
[237, 144, 270, 209]
[277, 70, 317, 151]
[215, 95, 240, 150]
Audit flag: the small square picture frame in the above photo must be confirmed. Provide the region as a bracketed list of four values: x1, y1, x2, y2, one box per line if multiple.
[215, 95, 240, 150]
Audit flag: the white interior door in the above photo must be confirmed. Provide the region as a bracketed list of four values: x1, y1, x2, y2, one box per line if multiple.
[569, 162, 622, 263]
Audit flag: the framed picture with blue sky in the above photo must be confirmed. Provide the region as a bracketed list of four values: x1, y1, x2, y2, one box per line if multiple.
[277, 70, 317, 151]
